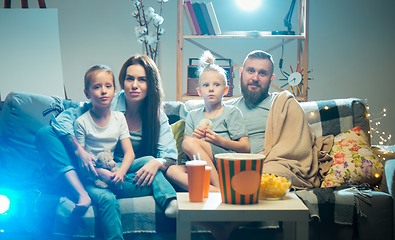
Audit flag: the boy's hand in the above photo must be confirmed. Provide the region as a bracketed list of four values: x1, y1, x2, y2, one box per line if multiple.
[192, 126, 207, 139]
[205, 129, 222, 145]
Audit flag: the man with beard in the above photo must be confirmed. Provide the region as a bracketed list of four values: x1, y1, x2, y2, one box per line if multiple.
[198, 50, 322, 240]
[228, 50, 321, 189]
[227, 50, 278, 154]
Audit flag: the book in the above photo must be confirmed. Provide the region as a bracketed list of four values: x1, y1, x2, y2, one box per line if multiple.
[199, 2, 214, 35]
[205, 2, 221, 35]
[185, 0, 201, 35]
[192, 2, 209, 35]
[183, 3, 196, 35]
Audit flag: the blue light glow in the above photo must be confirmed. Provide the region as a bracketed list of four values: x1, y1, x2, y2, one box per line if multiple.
[0, 195, 10, 214]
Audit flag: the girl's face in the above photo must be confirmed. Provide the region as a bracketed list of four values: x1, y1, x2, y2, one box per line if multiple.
[123, 64, 148, 104]
[84, 71, 115, 108]
[197, 70, 228, 106]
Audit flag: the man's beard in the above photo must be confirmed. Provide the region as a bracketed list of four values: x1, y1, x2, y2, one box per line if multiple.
[240, 75, 269, 105]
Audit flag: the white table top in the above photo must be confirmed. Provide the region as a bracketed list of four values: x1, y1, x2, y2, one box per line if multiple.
[177, 192, 309, 222]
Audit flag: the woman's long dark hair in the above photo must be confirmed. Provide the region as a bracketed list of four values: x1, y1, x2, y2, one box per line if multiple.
[119, 55, 164, 157]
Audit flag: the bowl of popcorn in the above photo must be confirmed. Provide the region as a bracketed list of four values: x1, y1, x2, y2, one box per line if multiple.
[259, 174, 293, 200]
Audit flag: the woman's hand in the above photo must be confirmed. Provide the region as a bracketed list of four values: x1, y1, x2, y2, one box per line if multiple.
[75, 147, 98, 179]
[133, 159, 162, 187]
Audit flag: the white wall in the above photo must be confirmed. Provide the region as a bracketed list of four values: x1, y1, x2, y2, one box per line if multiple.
[5, 0, 395, 144]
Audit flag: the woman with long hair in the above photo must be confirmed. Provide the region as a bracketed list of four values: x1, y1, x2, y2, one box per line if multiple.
[36, 54, 178, 240]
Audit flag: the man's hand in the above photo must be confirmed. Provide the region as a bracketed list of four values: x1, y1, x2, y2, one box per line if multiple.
[133, 159, 162, 187]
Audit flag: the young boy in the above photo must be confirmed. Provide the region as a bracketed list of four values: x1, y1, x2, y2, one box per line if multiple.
[167, 51, 250, 192]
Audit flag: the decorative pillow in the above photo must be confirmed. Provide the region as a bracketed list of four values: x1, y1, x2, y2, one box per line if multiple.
[170, 120, 188, 164]
[321, 126, 383, 188]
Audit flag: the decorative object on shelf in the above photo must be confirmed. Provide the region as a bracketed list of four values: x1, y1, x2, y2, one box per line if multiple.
[272, 0, 296, 35]
[274, 63, 313, 96]
[183, 1, 220, 35]
[131, 0, 168, 63]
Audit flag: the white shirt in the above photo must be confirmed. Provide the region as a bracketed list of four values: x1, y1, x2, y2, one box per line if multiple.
[74, 110, 130, 158]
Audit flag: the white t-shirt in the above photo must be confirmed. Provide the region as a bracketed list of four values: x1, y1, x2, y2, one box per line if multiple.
[74, 110, 130, 158]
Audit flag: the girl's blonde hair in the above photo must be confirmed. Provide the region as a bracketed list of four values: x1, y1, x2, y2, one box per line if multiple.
[198, 51, 227, 86]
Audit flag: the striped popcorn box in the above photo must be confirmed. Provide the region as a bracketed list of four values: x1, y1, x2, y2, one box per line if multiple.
[215, 153, 265, 204]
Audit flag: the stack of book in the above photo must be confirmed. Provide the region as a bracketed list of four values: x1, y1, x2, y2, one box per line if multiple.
[183, 1, 221, 35]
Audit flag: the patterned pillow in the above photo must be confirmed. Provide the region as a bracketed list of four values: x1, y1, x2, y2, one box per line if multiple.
[321, 126, 383, 188]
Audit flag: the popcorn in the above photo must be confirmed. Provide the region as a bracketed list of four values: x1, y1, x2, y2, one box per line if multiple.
[260, 174, 292, 199]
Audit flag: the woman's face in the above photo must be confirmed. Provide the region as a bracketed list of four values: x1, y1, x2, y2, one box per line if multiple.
[123, 64, 148, 104]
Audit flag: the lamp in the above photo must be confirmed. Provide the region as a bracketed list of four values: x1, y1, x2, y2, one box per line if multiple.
[272, 0, 296, 35]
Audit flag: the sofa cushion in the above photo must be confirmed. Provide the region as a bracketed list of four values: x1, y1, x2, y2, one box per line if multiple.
[321, 126, 383, 187]
[300, 98, 370, 142]
[170, 120, 188, 164]
[52, 196, 175, 238]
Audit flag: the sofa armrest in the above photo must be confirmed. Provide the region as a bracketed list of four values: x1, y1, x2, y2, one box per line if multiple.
[385, 159, 395, 198]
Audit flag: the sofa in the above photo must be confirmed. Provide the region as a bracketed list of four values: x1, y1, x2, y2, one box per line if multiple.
[0, 91, 394, 240]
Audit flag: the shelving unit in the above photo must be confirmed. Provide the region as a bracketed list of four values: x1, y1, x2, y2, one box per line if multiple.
[176, 0, 309, 102]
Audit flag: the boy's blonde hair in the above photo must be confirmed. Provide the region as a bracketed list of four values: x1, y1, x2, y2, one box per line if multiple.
[198, 51, 227, 86]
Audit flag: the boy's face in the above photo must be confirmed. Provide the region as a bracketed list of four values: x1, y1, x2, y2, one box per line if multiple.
[197, 70, 228, 105]
[84, 71, 115, 107]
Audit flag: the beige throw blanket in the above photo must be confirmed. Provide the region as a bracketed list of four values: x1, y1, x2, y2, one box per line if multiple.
[260, 91, 331, 189]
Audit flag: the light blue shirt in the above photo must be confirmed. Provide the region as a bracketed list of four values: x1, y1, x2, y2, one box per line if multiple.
[51, 91, 178, 160]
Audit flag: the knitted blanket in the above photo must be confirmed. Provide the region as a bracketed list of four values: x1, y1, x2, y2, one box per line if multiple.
[261, 91, 321, 189]
[295, 184, 372, 225]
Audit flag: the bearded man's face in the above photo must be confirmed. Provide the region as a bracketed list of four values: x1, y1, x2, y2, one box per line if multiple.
[240, 57, 274, 104]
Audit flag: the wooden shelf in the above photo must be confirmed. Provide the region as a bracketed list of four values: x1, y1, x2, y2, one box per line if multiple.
[184, 33, 306, 40]
[176, 0, 309, 102]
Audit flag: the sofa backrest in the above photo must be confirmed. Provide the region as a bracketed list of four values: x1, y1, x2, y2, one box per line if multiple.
[299, 98, 370, 143]
[162, 97, 370, 144]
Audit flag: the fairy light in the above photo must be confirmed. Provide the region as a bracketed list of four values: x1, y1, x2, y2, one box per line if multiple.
[368, 106, 392, 146]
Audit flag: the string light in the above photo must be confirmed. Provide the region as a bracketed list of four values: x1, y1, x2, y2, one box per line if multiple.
[367, 106, 392, 146]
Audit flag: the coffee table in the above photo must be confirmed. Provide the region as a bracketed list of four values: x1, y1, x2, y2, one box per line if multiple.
[176, 192, 309, 240]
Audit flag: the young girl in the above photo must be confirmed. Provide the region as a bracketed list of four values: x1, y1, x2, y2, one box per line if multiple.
[167, 51, 250, 192]
[74, 65, 135, 189]
[73, 65, 135, 239]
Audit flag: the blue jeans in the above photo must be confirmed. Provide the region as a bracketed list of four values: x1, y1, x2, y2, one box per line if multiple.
[35, 126, 177, 239]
